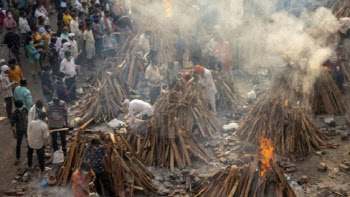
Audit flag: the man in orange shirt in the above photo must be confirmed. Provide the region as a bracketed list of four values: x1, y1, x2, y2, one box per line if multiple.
[7, 59, 23, 89]
[72, 162, 96, 197]
[63, 8, 73, 30]
[213, 36, 233, 82]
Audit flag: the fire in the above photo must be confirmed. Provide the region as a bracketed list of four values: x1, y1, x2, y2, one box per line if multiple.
[163, 0, 173, 18]
[259, 137, 274, 178]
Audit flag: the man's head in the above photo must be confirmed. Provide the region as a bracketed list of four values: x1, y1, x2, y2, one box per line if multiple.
[79, 162, 91, 174]
[45, 25, 52, 33]
[36, 100, 44, 109]
[95, 3, 101, 11]
[71, 12, 76, 19]
[62, 27, 69, 34]
[0, 59, 6, 66]
[78, 11, 85, 19]
[26, 7, 32, 15]
[65, 51, 72, 60]
[63, 8, 69, 14]
[68, 33, 75, 40]
[42, 65, 52, 74]
[20, 79, 27, 87]
[194, 65, 205, 78]
[1, 65, 9, 74]
[50, 37, 57, 45]
[104, 11, 110, 17]
[91, 138, 101, 150]
[38, 112, 48, 120]
[86, 21, 92, 29]
[6, 11, 12, 18]
[56, 72, 65, 81]
[53, 97, 60, 105]
[20, 10, 26, 18]
[8, 59, 16, 69]
[14, 100, 23, 109]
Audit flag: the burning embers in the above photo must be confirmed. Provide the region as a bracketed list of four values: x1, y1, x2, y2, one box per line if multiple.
[259, 137, 275, 178]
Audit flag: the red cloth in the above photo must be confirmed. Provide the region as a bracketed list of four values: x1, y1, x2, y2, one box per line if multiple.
[71, 169, 95, 197]
[194, 65, 205, 78]
[0, 11, 5, 24]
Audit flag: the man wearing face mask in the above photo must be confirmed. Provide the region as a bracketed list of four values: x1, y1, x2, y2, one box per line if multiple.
[83, 138, 115, 197]
[0, 65, 16, 119]
[3, 11, 17, 34]
[60, 51, 79, 101]
[72, 162, 96, 197]
[41, 66, 54, 102]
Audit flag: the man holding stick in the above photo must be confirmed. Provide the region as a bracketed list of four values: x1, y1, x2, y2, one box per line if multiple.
[60, 51, 79, 101]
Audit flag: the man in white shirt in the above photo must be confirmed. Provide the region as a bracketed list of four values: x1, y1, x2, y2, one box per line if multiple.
[27, 112, 49, 173]
[145, 59, 163, 104]
[18, 11, 31, 43]
[68, 33, 79, 58]
[138, 30, 151, 56]
[60, 51, 79, 100]
[194, 65, 217, 114]
[123, 99, 153, 123]
[83, 21, 95, 70]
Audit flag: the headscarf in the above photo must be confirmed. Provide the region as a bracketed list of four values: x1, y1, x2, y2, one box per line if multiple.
[194, 65, 205, 78]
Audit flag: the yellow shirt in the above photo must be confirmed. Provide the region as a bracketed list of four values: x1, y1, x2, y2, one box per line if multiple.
[63, 14, 73, 29]
[8, 66, 23, 88]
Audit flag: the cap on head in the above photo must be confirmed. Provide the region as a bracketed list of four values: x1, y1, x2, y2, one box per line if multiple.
[68, 33, 75, 38]
[20, 79, 27, 86]
[36, 100, 44, 109]
[38, 112, 48, 120]
[0, 59, 6, 63]
[1, 65, 9, 72]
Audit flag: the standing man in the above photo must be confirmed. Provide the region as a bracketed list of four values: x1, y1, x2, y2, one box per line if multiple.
[54, 72, 69, 103]
[138, 30, 151, 56]
[189, 36, 202, 66]
[11, 100, 28, 165]
[83, 21, 95, 70]
[48, 37, 60, 75]
[62, 8, 73, 30]
[13, 80, 33, 109]
[213, 36, 233, 82]
[3, 11, 17, 33]
[0, 65, 16, 119]
[165, 61, 181, 88]
[68, 33, 79, 58]
[7, 59, 23, 89]
[27, 112, 49, 174]
[47, 97, 68, 155]
[92, 15, 104, 58]
[18, 11, 31, 44]
[194, 65, 217, 114]
[60, 51, 79, 101]
[175, 29, 185, 68]
[41, 66, 54, 102]
[4, 30, 21, 64]
[145, 59, 163, 104]
[83, 138, 115, 197]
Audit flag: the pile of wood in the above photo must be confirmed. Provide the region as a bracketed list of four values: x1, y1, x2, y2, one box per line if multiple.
[327, 0, 350, 17]
[74, 60, 130, 124]
[271, 66, 346, 115]
[212, 71, 246, 113]
[56, 132, 157, 196]
[311, 70, 346, 115]
[127, 82, 219, 172]
[194, 159, 296, 197]
[236, 96, 328, 156]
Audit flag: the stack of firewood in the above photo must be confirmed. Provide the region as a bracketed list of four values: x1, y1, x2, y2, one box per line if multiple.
[312, 70, 346, 115]
[271, 66, 346, 115]
[212, 71, 246, 113]
[56, 132, 157, 196]
[327, 0, 350, 17]
[127, 82, 219, 172]
[194, 159, 296, 197]
[236, 96, 328, 156]
[73, 60, 130, 124]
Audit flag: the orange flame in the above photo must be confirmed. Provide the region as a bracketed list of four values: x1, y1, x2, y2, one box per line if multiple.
[259, 137, 274, 178]
[163, 0, 173, 18]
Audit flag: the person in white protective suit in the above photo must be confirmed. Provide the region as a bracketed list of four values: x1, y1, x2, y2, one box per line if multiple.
[123, 99, 154, 123]
[194, 65, 217, 114]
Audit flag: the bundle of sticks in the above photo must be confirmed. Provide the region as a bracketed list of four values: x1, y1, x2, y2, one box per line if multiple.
[311, 70, 346, 115]
[74, 61, 130, 124]
[236, 96, 328, 156]
[271, 66, 346, 115]
[56, 132, 157, 196]
[127, 82, 219, 171]
[327, 0, 350, 17]
[194, 159, 296, 197]
[212, 71, 246, 113]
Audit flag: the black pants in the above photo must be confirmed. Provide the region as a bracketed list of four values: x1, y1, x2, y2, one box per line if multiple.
[51, 130, 67, 152]
[65, 76, 76, 100]
[49, 60, 60, 76]
[150, 86, 161, 104]
[5, 97, 12, 119]
[95, 171, 115, 197]
[16, 130, 27, 159]
[28, 145, 45, 172]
